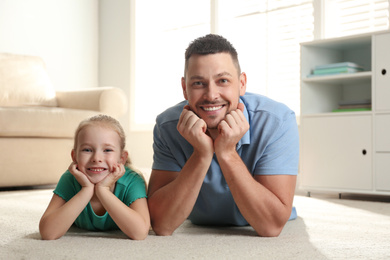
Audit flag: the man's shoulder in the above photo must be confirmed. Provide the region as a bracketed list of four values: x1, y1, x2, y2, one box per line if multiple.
[155, 100, 187, 126]
[242, 92, 295, 120]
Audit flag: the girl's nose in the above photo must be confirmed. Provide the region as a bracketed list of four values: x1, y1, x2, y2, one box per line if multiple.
[92, 152, 102, 162]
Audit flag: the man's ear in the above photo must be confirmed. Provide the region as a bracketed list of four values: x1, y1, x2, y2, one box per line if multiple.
[239, 72, 247, 96]
[181, 77, 188, 100]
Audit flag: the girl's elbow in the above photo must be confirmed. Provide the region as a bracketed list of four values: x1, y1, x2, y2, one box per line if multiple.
[39, 229, 62, 240]
[39, 222, 64, 240]
[131, 232, 148, 240]
[128, 228, 149, 240]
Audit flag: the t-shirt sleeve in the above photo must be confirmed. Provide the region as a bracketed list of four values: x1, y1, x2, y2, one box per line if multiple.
[255, 112, 299, 176]
[53, 170, 80, 201]
[121, 171, 148, 206]
[152, 122, 183, 172]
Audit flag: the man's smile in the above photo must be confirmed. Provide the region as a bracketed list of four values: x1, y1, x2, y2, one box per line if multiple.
[201, 105, 224, 111]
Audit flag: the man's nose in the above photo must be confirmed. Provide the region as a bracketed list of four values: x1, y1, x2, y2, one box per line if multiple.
[204, 83, 219, 101]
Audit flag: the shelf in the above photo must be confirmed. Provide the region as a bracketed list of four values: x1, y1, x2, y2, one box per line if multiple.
[302, 111, 373, 118]
[300, 31, 390, 195]
[302, 71, 372, 84]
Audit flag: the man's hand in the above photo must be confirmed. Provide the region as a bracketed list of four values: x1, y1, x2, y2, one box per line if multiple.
[214, 103, 249, 155]
[68, 162, 94, 189]
[177, 105, 214, 156]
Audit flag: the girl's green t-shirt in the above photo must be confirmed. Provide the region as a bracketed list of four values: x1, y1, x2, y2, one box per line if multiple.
[54, 167, 147, 231]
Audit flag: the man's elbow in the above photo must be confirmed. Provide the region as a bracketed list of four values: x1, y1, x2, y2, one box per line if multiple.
[151, 221, 175, 236]
[254, 222, 286, 237]
[258, 226, 283, 237]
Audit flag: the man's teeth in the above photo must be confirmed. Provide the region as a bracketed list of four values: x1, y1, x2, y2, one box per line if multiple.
[203, 106, 222, 111]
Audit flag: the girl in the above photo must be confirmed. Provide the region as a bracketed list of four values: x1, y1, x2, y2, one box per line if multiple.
[39, 115, 150, 240]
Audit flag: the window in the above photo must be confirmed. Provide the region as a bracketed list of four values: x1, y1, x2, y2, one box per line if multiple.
[325, 0, 389, 38]
[132, 0, 210, 129]
[218, 0, 314, 117]
[131, 0, 389, 130]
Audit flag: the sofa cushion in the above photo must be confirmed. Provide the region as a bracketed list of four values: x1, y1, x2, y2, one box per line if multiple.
[0, 53, 57, 107]
[0, 107, 101, 138]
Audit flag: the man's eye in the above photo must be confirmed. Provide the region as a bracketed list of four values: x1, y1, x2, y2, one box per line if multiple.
[192, 81, 204, 87]
[219, 79, 228, 84]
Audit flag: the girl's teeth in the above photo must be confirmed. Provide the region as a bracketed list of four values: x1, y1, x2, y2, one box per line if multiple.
[203, 106, 222, 111]
[90, 168, 104, 172]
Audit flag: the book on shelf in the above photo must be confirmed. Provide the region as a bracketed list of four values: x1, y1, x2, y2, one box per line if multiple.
[308, 61, 364, 77]
[332, 108, 371, 112]
[315, 62, 363, 70]
[339, 99, 371, 106]
[313, 66, 363, 75]
[338, 104, 371, 109]
[333, 99, 372, 112]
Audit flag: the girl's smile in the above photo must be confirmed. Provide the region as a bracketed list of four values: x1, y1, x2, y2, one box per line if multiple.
[87, 167, 108, 174]
[72, 125, 126, 184]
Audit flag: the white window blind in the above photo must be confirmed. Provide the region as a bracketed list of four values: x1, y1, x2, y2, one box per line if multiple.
[218, 0, 314, 116]
[132, 0, 389, 128]
[133, 0, 210, 128]
[325, 0, 389, 38]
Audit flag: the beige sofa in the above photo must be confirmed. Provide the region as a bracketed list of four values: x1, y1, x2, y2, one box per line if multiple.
[0, 53, 127, 188]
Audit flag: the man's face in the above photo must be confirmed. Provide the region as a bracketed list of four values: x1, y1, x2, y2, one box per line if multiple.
[182, 53, 246, 129]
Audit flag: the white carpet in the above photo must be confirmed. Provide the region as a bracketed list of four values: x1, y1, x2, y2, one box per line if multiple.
[1, 189, 389, 260]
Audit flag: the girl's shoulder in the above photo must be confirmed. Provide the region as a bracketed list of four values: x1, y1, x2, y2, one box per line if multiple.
[118, 167, 146, 186]
[116, 167, 148, 203]
[54, 170, 81, 201]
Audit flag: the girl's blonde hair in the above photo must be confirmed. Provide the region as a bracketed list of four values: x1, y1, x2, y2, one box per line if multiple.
[73, 114, 131, 166]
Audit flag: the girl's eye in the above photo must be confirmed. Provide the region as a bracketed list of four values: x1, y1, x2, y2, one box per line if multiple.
[104, 149, 113, 152]
[82, 148, 92, 152]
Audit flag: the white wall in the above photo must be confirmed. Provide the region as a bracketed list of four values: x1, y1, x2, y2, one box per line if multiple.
[0, 0, 153, 170]
[98, 0, 153, 170]
[98, 0, 131, 131]
[0, 0, 98, 90]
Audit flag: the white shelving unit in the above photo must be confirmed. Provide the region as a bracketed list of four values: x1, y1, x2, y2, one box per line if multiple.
[300, 30, 390, 196]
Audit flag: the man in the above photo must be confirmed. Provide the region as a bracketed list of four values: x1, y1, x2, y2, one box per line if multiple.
[148, 34, 299, 237]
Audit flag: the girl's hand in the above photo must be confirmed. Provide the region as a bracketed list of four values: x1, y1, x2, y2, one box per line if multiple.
[68, 162, 94, 188]
[96, 163, 125, 191]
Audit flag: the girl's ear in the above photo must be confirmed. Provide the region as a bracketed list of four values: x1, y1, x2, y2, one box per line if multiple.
[71, 149, 77, 163]
[120, 150, 129, 164]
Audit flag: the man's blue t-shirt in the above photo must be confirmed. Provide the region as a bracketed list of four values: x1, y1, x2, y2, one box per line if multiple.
[54, 167, 147, 231]
[152, 92, 299, 226]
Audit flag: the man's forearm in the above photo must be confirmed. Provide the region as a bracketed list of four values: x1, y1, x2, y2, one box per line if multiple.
[148, 151, 213, 236]
[217, 150, 296, 237]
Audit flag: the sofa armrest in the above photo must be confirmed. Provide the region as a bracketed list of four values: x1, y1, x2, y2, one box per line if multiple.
[56, 87, 127, 118]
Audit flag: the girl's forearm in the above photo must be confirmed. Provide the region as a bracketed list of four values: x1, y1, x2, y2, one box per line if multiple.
[95, 187, 150, 240]
[39, 187, 94, 240]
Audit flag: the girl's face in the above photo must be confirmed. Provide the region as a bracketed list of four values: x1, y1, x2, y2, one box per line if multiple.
[71, 125, 127, 184]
